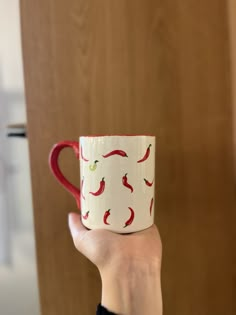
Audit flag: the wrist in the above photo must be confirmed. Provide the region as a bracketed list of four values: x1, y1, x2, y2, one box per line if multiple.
[100, 259, 162, 315]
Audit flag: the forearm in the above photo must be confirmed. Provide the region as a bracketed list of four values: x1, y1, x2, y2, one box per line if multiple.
[100, 260, 162, 315]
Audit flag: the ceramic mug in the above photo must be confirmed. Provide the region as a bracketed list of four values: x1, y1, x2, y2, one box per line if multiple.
[49, 135, 156, 233]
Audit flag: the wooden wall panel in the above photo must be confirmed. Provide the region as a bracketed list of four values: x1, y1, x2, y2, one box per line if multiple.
[20, 1, 235, 314]
[227, 2, 236, 314]
[228, 0, 236, 174]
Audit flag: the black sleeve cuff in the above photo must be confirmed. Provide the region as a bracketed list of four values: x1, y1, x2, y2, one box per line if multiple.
[96, 303, 117, 315]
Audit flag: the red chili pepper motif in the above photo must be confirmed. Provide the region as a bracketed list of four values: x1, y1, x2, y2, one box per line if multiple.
[123, 207, 135, 228]
[82, 211, 89, 220]
[81, 146, 89, 162]
[144, 178, 154, 187]
[150, 198, 154, 216]
[81, 177, 85, 200]
[137, 144, 152, 163]
[102, 150, 128, 158]
[89, 177, 105, 196]
[103, 209, 111, 225]
[122, 173, 134, 193]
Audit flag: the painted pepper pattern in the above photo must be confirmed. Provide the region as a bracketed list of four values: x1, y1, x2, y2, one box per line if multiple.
[89, 160, 99, 171]
[103, 209, 111, 225]
[81, 176, 85, 200]
[137, 144, 152, 163]
[89, 177, 105, 196]
[122, 173, 134, 193]
[82, 211, 89, 220]
[102, 149, 128, 158]
[150, 198, 154, 216]
[123, 207, 135, 228]
[144, 178, 154, 187]
[81, 145, 154, 228]
[81, 146, 89, 162]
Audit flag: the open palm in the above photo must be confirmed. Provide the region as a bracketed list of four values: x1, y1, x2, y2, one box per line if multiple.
[68, 213, 162, 272]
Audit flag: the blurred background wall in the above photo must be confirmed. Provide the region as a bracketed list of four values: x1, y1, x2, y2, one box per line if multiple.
[0, 1, 40, 314]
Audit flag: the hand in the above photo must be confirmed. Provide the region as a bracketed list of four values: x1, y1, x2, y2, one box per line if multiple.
[68, 212, 163, 315]
[68, 212, 162, 271]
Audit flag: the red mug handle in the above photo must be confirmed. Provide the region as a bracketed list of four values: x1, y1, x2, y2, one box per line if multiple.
[49, 141, 81, 209]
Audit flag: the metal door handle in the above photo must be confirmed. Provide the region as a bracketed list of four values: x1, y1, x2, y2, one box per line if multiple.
[6, 123, 27, 138]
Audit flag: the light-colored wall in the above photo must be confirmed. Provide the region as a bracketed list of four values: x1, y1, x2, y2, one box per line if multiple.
[0, 0, 26, 265]
[0, 1, 40, 314]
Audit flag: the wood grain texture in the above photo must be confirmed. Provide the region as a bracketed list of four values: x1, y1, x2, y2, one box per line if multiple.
[228, 0, 236, 175]
[227, 2, 236, 314]
[20, 1, 235, 314]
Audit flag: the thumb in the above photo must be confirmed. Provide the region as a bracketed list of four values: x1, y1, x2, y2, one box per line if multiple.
[68, 212, 87, 241]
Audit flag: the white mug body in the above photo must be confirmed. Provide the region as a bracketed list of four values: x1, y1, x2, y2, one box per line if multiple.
[79, 135, 155, 233]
